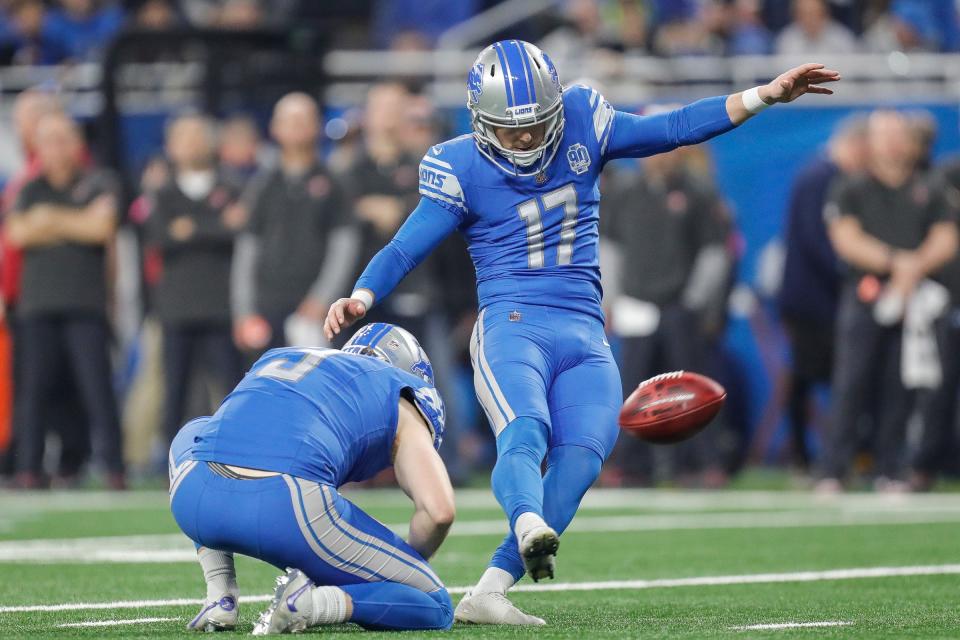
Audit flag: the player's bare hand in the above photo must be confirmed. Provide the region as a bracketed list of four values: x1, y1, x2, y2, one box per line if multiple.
[761, 63, 841, 104]
[324, 297, 367, 340]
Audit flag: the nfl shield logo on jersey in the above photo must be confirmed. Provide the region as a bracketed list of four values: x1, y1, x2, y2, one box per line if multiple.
[567, 143, 590, 175]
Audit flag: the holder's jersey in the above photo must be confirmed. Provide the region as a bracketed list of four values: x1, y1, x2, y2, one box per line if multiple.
[420, 84, 615, 321]
[170, 348, 445, 487]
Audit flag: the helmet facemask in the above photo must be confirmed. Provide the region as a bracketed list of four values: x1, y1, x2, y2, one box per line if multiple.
[471, 96, 565, 177]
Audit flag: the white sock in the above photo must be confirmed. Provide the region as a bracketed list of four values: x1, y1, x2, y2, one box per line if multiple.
[309, 586, 349, 626]
[514, 511, 547, 542]
[197, 547, 238, 601]
[473, 567, 516, 595]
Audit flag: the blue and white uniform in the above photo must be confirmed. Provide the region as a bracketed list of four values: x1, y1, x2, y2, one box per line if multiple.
[354, 71, 736, 581]
[169, 347, 452, 631]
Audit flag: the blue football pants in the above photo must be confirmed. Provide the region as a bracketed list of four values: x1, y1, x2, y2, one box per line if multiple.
[169, 461, 452, 630]
[470, 302, 622, 581]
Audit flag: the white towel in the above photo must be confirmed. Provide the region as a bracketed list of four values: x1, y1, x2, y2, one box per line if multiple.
[612, 296, 661, 337]
[901, 280, 949, 389]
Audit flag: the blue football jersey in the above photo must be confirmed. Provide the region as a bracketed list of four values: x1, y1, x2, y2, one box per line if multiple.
[170, 348, 445, 487]
[418, 84, 615, 321]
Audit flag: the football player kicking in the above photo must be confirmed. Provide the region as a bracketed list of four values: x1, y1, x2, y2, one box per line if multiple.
[168, 323, 453, 633]
[325, 40, 840, 625]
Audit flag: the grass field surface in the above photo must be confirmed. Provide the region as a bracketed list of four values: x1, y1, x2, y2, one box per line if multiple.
[1, 487, 959, 638]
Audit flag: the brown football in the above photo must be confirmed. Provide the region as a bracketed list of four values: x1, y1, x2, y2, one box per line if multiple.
[618, 371, 726, 444]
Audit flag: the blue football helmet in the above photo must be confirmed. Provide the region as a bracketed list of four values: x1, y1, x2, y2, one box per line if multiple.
[343, 323, 444, 449]
[467, 39, 565, 177]
[342, 323, 435, 387]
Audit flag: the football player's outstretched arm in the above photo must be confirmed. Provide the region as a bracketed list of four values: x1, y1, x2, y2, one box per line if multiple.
[604, 63, 840, 160]
[324, 197, 461, 339]
[393, 398, 456, 560]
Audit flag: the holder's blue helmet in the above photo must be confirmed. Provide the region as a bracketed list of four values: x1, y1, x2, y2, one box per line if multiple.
[467, 39, 564, 177]
[342, 323, 435, 387]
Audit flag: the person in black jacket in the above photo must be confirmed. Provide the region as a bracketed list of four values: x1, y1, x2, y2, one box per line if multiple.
[232, 93, 356, 352]
[144, 113, 244, 448]
[778, 115, 867, 470]
[5, 112, 124, 488]
[822, 110, 958, 492]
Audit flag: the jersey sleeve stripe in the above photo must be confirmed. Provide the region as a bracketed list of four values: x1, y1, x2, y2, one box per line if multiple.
[588, 88, 600, 109]
[420, 155, 453, 170]
[593, 98, 614, 144]
[418, 185, 467, 212]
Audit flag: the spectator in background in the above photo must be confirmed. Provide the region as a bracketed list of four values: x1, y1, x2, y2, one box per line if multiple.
[540, 0, 647, 62]
[372, 0, 476, 49]
[821, 110, 958, 492]
[130, 0, 178, 31]
[143, 114, 244, 449]
[342, 82, 431, 342]
[775, 0, 857, 56]
[778, 115, 868, 472]
[0, 90, 93, 486]
[604, 144, 733, 485]
[3, 0, 69, 65]
[5, 112, 124, 489]
[44, 0, 124, 61]
[864, 0, 959, 53]
[232, 92, 355, 352]
[218, 115, 262, 184]
[179, 0, 295, 29]
[912, 145, 960, 490]
[726, 0, 773, 55]
[653, 2, 721, 57]
[214, 0, 263, 30]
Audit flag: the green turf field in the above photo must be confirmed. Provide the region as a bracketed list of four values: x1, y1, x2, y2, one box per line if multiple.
[2, 487, 959, 638]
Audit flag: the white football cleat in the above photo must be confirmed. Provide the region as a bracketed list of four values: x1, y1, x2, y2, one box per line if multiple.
[519, 525, 559, 581]
[187, 594, 239, 632]
[252, 569, 314, 635]
[454, 591, 546, 626]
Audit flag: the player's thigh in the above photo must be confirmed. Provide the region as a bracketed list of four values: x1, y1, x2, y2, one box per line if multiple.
[169, 465, 380, 587]
[470, 305, 552, 435]
[281, 477, 445, 593]
[547, 331, 622, 460]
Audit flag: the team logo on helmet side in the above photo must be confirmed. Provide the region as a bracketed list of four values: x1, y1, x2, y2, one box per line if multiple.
[467, 62, 484, 105]
[410, 352, 434, 386]
[567, 143, 590, 175]
[542, 52, 560, 90]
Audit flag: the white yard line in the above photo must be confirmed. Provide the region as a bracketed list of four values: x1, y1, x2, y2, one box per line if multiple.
[56, 616, 180, 628]
[3, 564, 959, 614]
[6, 488, 960, 514]
[733, 621, 852, 631]
[4, 508, 960, 564]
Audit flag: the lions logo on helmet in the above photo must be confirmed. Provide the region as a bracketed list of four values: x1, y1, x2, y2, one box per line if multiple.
[467, 62, 484, 105]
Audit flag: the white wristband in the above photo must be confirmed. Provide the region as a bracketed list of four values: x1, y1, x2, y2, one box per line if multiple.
[742, 86, 772, 115]
[351, 289, 374, 309]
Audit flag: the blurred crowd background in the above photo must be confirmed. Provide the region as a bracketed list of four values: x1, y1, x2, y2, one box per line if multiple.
[1, 0, 960, 494]
[0, 0, 957, 61]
